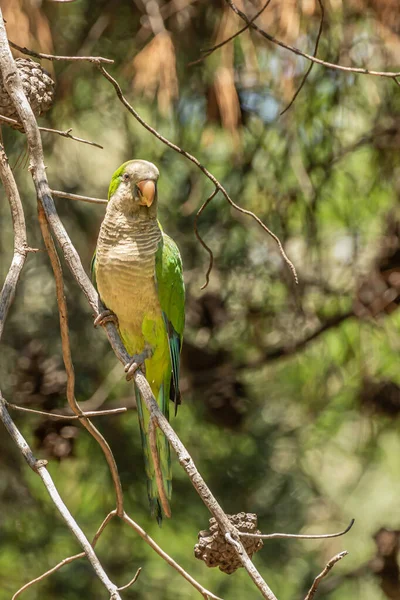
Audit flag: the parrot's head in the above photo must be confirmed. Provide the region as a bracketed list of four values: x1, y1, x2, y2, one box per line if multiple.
[107, 159, 159, 219]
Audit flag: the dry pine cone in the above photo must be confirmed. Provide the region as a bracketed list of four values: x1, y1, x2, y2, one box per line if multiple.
[194, 512, 263, 574]
[0, 58, 55, 129]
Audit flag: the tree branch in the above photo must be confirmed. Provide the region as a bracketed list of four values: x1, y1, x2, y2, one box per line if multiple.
[5, 399, 127, 419]
[304, 551, 348, 600]
[51, 188, 107, 204]
[280, 0, 325, 115]
[240, 519, 355, 540]
[0, 113, 103, 148]
[225, 0, 400, 79]
[8, 40, 114, 64]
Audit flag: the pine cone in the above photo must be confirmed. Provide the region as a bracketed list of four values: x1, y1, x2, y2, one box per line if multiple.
[194, 512, 263, 574]
[0, 58, 55, 129]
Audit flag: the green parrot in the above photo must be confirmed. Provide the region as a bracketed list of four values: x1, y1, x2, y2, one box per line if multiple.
[92, 159, 185, 523]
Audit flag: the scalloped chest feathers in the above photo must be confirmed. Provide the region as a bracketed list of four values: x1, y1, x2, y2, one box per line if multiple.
[95, 212, 162, 332]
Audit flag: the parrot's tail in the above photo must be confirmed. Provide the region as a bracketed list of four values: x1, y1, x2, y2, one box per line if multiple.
[135, 384, 172, 525]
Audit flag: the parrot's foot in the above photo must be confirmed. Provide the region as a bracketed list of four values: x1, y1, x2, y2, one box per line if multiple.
[94, 309, 119, 328]
[124, 346, 152, 381]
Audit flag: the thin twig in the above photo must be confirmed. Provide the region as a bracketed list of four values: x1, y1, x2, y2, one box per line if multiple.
[117, 568, 142, 592]
[12, 511, 117, 600]
[122, 512, 224, 600]
[37, 203, 124, 517]
[194, 188, 218, 289]
[148, 418, 172, 518]
[39, 126, 103, 149]
[5, 400, 127, 419]
[51, 188, 107, 204]
[0, 113, 103, 148]
[8, 40, 114, 64]
[304, 551, 348, 600]
[240, 519, 355, 540]
[225, 0, 400, 78]
[280, 0, 325, 115]
[189, 0, 272, 66]
[97, 64, 298, 286]
[12, 553, 85, 600]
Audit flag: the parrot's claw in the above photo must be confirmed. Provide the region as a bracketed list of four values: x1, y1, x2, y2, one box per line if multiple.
[94, 309, 119, 328]
[124, 346, 152, 381]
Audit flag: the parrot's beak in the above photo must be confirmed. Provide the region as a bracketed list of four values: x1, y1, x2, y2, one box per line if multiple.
[137, 179, 156, 207]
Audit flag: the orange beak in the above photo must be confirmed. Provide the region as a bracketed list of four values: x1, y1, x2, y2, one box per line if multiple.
[137, 179, 156, 207]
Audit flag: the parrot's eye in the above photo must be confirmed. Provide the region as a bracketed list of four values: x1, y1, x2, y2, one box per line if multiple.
[122, 173, 130, 182]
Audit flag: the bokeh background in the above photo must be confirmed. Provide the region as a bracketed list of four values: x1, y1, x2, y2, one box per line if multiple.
[1, 0, 400, 598]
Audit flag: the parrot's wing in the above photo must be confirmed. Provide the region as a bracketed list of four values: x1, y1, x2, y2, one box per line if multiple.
[155, 232, 185, 410]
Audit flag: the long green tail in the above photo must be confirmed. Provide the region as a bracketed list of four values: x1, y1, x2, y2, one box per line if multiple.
[135, 381, 172, 525]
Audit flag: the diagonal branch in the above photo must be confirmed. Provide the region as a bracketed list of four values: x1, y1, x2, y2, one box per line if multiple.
[240, 519, 355, 540]
[8, 40, 114, 64]
[304, 551, 348, 600]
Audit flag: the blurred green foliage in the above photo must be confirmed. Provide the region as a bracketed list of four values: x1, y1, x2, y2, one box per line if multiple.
[1, 1, 400, 599]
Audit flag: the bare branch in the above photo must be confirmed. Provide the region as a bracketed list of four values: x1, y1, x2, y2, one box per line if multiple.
[8, 40, 114, 64]
[51, 188, 107, 204]
[97, 64, 298, 286]
[225, 0, 400, 79]
[280, 0, 325, 115]
[304, 551, 348, 600]
[0, 114, 103, 148]
[194, 188, 218, 289]
[117, 568, 142, 592]
[189, 0, 272, 66]
[240, 519, 355, 540]
[5, 400, 127, 419]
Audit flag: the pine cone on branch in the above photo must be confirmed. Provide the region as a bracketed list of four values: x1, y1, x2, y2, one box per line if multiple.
[0, 57, 55, 129]
[194, 512, 263, 574]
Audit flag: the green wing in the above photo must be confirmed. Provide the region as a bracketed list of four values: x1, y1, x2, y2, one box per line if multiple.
[155, 232, 185, 410]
